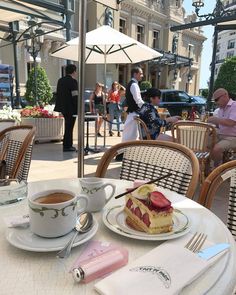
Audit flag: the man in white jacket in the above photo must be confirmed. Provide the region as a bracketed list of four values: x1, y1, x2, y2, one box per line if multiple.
[122, 66, 144, 142]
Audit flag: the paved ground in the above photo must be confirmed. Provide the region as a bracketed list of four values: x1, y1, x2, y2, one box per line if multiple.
[28, 121, 228, 224]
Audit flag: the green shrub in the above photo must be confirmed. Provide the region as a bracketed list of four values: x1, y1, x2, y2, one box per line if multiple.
[140, 80, 152, 91]
[200, 88, 208, 98]
[214, 56, 236, 97]
[25, 65, 53, 106]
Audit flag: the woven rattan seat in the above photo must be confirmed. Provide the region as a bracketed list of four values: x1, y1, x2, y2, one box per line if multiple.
[171, 121, 217, 183]
[198, 160, 236, 239]
[0, 125, 36, 181]
[0, 119, 16, 132]
[95, 140, 200, 199]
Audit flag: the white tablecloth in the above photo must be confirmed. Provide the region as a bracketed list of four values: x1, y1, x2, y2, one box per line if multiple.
[0, 178, 235, 295]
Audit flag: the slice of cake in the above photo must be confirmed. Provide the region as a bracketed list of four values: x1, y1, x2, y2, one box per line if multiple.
[124, 184, 173, 234]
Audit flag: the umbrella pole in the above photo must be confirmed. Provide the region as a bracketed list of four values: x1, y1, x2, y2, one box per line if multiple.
[103, 50, 107, 148]
[77, 0, 87, 177]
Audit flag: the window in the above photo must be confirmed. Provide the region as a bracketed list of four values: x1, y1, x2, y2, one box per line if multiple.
[216, 44, 220, 53]
[216, 55, 220, 62]
[188, 44, 194, 58]
[178, 91, 191, 103]
[152, 30, 159, 49]
[230, 32, 236, 36]
[119, 18, 126, 34]
[227, 40, 235, 49]
[137, 24, 144, 43]
[227, 51, 234, 58]
[163, 91, 190, 103]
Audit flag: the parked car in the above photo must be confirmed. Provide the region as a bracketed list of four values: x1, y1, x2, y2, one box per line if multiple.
[159, 89, 207, 116]
[141, 89, 207, 116]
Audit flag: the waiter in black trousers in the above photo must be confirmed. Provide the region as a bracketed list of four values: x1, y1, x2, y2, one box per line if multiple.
[55, 64, 78, 152]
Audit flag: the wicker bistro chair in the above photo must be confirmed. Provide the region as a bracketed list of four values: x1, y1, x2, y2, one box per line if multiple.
[134, 116, 151, 140]
[198, 160, 236, 239]
[171, 121, 217, 183]
[223, 148, 236, 163]
[0, 119, 16, 132]
[95, 140, 200, 199]
[0, 125, 36, 181]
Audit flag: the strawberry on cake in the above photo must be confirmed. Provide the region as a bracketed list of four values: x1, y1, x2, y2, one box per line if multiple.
[124, 183, 173, 234]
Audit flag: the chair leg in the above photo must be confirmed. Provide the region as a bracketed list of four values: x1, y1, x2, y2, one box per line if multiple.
[199, 160, 206, 184]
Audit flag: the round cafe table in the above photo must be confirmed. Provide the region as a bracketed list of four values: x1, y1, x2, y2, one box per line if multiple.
[0, 178, 235, 295]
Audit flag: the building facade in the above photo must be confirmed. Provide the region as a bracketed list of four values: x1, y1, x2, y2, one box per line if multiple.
[0, 0, 206, 105]
[214, 0, 236, 79]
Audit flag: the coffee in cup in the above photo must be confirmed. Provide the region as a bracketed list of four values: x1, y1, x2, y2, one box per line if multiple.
[28, 189, 88, 238]
[34, 192, 73, 204]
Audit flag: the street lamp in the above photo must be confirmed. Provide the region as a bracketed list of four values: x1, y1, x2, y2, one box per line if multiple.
[173, 69, 178, 81]
[24, 19, 44, 106]
[192, 0, 230, 20]
[192, 0, 230, 111]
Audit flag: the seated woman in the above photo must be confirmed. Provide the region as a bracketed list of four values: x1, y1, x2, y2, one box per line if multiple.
[139, 88, 179, 141]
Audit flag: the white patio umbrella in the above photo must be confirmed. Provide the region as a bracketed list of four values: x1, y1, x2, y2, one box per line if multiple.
[51, 25, 162, 175]
[51, 25, 162, 63]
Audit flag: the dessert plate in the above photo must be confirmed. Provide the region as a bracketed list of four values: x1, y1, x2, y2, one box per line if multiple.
[103, 205, 190, 241]
[6, 218, 98, 252]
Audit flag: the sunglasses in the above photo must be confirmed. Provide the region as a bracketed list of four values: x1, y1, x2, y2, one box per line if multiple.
[214, 94, 225, 102]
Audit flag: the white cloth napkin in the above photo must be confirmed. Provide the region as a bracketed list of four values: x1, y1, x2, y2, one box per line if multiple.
[94, 235, 227, 295]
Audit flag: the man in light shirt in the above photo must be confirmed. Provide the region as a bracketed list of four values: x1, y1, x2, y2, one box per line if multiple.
[208, 88, 236, 166]
[122, 66, 144, 142]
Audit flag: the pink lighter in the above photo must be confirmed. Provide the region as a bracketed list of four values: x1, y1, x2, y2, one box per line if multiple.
[72, 248, 128, 283]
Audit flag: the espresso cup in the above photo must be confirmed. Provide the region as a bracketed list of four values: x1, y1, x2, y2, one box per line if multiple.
[79, 177, 116, 212]
[28, 189, 88, 238]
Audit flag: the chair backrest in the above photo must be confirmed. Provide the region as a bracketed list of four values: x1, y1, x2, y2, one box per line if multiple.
[198, 160, 236, 238]
[134, 116, 151, 140]
[0, 125, 36, 181]
[0, 119, 16, 132]
[171, 121, 216, 153]
[95, 140, 200, 199]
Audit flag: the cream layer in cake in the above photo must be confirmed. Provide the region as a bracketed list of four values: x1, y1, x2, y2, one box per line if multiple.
[124, 193, 173, 234]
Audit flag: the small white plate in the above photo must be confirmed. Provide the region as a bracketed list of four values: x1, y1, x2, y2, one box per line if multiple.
[6, 218, 98, 252]
[103, 206, 190, 241]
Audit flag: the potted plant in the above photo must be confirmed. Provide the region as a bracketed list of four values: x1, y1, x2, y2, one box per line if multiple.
[20, 106, 64, 143]
[25, 66, 53, 106]
[0, 105, 21, 123]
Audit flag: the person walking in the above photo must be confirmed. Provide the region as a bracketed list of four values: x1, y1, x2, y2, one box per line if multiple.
[121, 66, 144, 142]
[108, 81, 122, 137]
[54, 64, 77, 152]
[89, 82, 106, 137]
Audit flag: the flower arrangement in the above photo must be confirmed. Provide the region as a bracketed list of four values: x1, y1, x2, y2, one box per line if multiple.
[20, 106, 59, 118]
[0, 105, 21, 123]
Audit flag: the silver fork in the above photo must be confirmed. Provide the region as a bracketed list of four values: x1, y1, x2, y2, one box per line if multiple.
[185, 232, 207, 253]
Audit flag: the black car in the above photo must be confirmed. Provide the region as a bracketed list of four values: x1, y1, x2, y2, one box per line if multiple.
[159, 89, 206, 116]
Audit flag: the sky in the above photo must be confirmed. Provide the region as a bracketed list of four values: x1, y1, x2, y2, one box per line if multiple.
[183, 1, 215, 88]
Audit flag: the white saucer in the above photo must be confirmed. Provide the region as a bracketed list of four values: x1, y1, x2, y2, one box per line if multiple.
[6, 218, 98, 252]
[103, 206, 190, 241]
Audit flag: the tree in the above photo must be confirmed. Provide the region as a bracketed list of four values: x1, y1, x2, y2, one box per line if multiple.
[214, 56, 236, 96]
[25, 65, 53, 106]
[200, 88, 208, 98]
